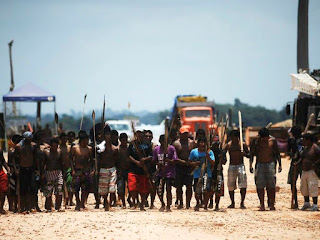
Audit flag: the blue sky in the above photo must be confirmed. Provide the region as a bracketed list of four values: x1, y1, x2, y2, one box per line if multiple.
[1, 0, 320, 115]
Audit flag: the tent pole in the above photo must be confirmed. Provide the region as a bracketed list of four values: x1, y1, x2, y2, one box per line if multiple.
[36, 101, 41, 130]
[3, 102, 7, 152]
[54, 101, 57, 135]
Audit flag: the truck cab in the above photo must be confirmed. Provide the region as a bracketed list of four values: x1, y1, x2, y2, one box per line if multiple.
[171, 95, 215, 135]
[180, 106, 214, 133]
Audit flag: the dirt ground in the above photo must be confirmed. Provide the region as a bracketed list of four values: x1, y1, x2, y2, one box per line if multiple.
[1, 155, 319, 240]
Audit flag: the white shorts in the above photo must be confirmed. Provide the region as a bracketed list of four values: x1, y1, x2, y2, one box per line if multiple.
[227, 164, 247, 191]
[300, 170, 319, 197]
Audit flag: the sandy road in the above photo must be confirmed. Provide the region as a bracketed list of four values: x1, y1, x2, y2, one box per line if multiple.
[1, 156, 319, 240]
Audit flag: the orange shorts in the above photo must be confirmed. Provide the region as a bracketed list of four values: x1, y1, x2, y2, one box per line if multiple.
[128, 172, 149, 194]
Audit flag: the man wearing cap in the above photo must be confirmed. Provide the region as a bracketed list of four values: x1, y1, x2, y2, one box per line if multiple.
[250, 128, 282, 211]
[299, 133, 320, 211]
[14, 131, 39, 213]
[172, 126, 195, 209]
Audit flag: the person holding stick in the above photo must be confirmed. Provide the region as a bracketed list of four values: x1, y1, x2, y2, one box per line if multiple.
[287, 126, 303, 209]
[128, 130, 153, 211]
[210, 139, 226, 211]
[189, 136, 215, 211]
[224, 130, 250, 209]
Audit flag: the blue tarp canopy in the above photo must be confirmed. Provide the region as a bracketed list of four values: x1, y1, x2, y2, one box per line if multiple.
[2, 82, 57, 151]
[3, 82, 55, 102]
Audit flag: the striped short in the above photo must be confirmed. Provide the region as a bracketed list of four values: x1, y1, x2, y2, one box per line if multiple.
[227, 164, 247, 191]
[99, 167, 117, 195]
[44, 170, 63, 197]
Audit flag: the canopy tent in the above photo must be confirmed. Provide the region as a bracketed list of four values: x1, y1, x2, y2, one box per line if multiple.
[2, 82, 56, 150]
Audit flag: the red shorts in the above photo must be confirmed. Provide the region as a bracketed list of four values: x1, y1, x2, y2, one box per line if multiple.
[128, 173, 149, 194]
[0, 169, 8, 193]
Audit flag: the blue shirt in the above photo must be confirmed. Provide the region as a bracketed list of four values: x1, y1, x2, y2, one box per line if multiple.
[189, 148, 215, 179]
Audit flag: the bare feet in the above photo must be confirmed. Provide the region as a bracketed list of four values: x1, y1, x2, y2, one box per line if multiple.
[159, 206, 165, 212]
[240, 203, 246, 209]
[228, 203, 235, 209]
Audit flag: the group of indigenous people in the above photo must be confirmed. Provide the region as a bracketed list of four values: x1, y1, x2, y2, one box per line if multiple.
[0, 123, 319, 214]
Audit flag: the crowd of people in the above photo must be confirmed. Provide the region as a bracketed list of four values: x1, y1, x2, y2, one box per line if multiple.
[0, 123, 319, 214]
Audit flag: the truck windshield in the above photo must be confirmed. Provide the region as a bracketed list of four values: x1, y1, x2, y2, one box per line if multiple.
[109, 124, 130, 131]
[185, 110, 211, 118]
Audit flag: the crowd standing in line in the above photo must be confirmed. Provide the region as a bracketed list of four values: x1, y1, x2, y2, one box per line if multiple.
[0, 123, 319, 214]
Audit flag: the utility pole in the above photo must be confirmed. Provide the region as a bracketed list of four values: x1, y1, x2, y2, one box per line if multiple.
[8, 40, 17, 116]
[297, 0, 309, 73]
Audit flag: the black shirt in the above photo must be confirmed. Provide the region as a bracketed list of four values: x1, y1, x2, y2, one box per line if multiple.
[128, 142, 152, 175]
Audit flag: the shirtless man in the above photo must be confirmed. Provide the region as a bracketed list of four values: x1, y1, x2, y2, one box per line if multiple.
[70, 131, 94, 211]
[33, 130, 50, 212]
[0, 147, 10, 214]
[250, 128, 282, 211]
[7, 135, 23, 212]
[97, 130, 119, 211]
[42, 137, 64, 212]
[224, 130, 250, 209]
[117, 133, 130, 208]
[14, 131, 39, 213]
[59, 132, 73, 208]
[299, 133, 320, 211]
[172, 126, 195, 209]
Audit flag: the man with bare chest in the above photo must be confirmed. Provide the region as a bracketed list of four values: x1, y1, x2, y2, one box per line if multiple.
[71, 131, 94, 211]
[14, 131, 38, 213]
[250, 128, 282, 211]
[42, 137, 64, 212]
[172, 126, 195, 209]
[97, 130, 119, 211]
[117, 133, 130, 208]
[299, 133, 320, 211]
[224, 130, 250, 209]
[59, 132, 73, 208]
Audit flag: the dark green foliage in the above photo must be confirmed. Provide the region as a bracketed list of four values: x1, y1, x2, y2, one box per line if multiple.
[26, 99, 290, 133]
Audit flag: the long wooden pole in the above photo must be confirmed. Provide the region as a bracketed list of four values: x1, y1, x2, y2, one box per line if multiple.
[238, 111, 244, 152]
[8, 40, 17, 116]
